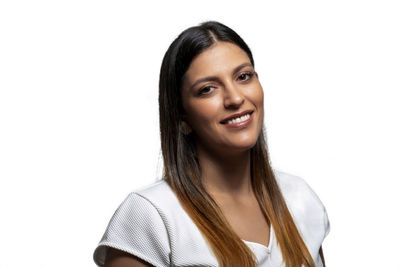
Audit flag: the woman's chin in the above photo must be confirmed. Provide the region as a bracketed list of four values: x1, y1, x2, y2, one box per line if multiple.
[195, 132, 260, 156]
[223, 138, 259, 153]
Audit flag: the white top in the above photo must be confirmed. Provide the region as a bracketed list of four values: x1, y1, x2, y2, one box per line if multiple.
[93, 170, 330, 267]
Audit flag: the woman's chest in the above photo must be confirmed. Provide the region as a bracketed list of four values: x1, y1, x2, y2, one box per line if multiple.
[215, 195, 271, 247]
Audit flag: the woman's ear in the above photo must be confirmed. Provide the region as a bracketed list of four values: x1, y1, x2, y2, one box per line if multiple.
[179, 120, 192, 135]
[179, 111, 192, 135]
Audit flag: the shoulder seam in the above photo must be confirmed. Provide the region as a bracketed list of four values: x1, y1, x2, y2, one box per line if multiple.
[132, 192, 173, 255]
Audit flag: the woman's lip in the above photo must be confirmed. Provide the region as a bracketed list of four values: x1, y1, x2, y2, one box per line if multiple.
[222, 111, 254, 129]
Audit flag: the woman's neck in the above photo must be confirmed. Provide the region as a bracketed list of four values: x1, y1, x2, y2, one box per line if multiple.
[196, 143, 253, 200]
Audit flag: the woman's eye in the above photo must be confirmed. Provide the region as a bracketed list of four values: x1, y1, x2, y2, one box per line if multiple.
[238, 72, 254, 81]
[198, 86, 214, 95]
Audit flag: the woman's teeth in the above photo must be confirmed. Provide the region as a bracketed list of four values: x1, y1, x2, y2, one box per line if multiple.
[227, 114, 250, 124]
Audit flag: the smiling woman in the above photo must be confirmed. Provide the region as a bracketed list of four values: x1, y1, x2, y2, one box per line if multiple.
[93, 21, 329, 267]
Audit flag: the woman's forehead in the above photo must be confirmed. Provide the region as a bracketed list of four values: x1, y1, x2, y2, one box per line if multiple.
[183, 42, 252, 84]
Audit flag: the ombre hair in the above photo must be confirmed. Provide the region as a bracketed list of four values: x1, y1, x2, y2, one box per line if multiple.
[159, 21, 316, 267]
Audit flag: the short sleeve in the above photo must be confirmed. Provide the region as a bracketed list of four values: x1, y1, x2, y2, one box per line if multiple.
[315, 208, 330, 267]
[323, 206, 330, 239]
[93, 193, 171, 267]
[304, 179, 330, 241]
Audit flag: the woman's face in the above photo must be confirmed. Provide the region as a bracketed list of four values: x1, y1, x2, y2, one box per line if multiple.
[181, 41, 264, 154]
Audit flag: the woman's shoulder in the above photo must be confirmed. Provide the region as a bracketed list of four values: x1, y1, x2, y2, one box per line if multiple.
[272, 169, 330, 253]
[94, 179, 219, 267]
[273, 169, 325, 209]
[124, 179, 181, 214]
[93, 180, 172, 267]
[133, 179, 173, 200]
[109, 179, 183, 233]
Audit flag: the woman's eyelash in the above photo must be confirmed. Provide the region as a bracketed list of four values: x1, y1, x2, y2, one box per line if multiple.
[238, 71, 255, 81]
[198, 86, 214, 95]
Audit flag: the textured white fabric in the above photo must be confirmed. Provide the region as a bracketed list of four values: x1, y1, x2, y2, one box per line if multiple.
[93, 169, 330, 267]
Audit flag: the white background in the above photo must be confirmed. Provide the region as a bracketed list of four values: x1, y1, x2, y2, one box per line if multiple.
[1, 0, 399, 266]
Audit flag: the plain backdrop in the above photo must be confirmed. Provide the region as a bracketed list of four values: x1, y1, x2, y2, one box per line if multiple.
[1, 0, 399, 266]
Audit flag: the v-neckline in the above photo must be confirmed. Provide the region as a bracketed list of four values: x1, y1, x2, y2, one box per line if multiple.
[242, 224, 274, 251]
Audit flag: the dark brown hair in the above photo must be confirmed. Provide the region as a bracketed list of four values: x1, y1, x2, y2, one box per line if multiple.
[159, 21, 315, 267]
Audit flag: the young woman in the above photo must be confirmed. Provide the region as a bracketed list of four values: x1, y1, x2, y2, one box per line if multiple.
[93, 21, 330, 267]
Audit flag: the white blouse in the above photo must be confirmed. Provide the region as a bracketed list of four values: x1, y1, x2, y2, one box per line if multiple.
[93, 169, 330, 267]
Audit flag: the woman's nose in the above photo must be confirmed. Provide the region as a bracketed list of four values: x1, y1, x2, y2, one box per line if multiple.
[223, 82, 244, 109]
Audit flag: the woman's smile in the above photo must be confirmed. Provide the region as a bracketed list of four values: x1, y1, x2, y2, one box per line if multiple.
[220, 110, 254, 128]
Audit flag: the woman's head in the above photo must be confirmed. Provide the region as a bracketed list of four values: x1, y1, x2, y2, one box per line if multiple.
[159, 21, 263, 160]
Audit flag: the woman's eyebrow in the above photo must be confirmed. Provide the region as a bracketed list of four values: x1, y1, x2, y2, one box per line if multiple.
[189, 62, 253, 91]
[232, 62, 253, 75]
[189, 76, 220, 91]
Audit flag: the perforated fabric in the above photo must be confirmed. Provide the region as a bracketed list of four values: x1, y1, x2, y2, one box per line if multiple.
[93, 169, 330, 267]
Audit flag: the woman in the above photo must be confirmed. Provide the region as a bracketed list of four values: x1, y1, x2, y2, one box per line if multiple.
[93, 21, 330, 267]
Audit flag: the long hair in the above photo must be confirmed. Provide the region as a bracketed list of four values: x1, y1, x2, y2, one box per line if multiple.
[158, 21, 315, 267]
